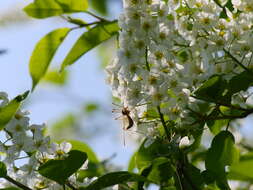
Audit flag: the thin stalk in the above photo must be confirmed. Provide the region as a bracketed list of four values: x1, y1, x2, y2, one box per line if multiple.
[145, 47, 150, 71]
[84, 11, 109, 22]
[223, 48, 253, 74]
[5, 176, 32, 190]
[157, 106, 170, 141]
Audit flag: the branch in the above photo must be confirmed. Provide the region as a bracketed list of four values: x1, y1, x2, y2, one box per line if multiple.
[223, 48, 253, 74]
[157, 106, 171, 141]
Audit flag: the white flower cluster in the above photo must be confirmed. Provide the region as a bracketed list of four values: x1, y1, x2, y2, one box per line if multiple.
[106, 0, 253, 133]
[0, 92, 87, 189]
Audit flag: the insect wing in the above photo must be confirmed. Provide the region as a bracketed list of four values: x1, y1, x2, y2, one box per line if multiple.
[122, 115, 129, 130]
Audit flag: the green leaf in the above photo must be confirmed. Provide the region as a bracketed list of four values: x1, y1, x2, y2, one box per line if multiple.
[0, 188, 21, 190]
[136, 139, 170, 171]
[0, 91, 29, 130]
[206, 131, 239, 169]
[182, 164, 204, 189]
[38, 150, 87, 184]
[43, 69, 68, 85]
[29, 28, 70, 90]
[147, 157, 173, 184]
[0, 162, 7, 178]
[128, 152, 137, 172]
[77, 162, 104, 182]
[229, 155, 253, 179]
[84, 103, 99, 114]
[79, 171, 147, 190]
[194, 75, 229, 104]
[227, 70, 253, 95]
[202, 170, 216, 185]
[67, 140, 99, 163]
[207, 109, 229, 135]
[89, 0, 108, 15]
[205, 131, 239, 189]
[61, 21, 119, 71]
[177, 50, 188, 62]
[23, 0, 88, 19]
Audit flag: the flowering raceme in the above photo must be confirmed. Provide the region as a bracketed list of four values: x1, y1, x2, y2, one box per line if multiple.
[106, 0, 253, 137]
[0, 92, 89, 189]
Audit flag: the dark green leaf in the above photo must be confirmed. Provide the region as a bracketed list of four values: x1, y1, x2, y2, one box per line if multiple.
[23, 0, 88, 19]
[0, 188, 21, 190]
[202, 170, 216, 185]
[38, 150, 87, 184]
[206, 131, 239, 169]
[177, 50, 188, 62]
[194, 75, 229, 104]
[182, 164, 204, 189]
[29, 28, 70, 90]
[118, 184, 133, 190]
[61, 21, 119, 71]
[0, 91, 29, 130]
[79, 171, 147, 190]
[227, 70, 253, 95]
[205, 131, 239, 189]
[0, 162, 7, 178]
[136, 139, 170, 171]
[147, 157, 173, 184]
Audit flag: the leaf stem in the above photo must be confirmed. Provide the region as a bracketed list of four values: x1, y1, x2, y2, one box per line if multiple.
[84, 11, 109, 22]
[70, 21, 104, 31]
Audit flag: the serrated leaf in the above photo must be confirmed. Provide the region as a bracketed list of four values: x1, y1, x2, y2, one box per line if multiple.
[29, 28, 70, 90]
[38, 150, 87, 184]
[61, 21, 119, 71]
[0, 162, 7, 178]
[23, 0, 88, 19]
[0, 91, 29, 130]
[79, 171, 147, 190]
